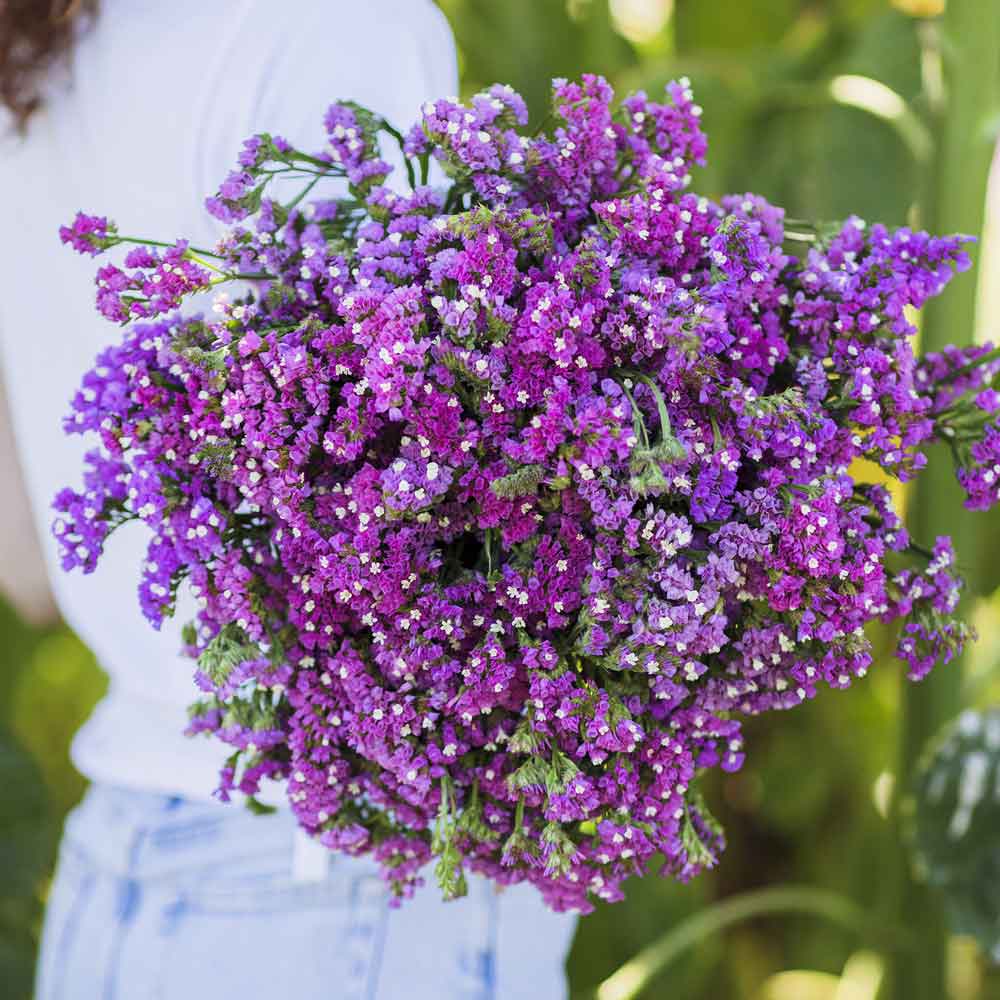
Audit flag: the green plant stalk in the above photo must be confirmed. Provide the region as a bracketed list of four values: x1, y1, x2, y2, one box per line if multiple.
[884, 5, 1000, 999]
[591, 885, 888, 1000]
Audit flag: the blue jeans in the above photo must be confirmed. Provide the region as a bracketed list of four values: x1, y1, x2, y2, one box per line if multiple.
[36, 785, 576, 999]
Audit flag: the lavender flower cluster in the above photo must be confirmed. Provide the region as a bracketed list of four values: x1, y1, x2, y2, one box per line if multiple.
[55, 76, 999, 911]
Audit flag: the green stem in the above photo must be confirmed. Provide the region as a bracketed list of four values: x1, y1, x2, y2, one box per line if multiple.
[592, 886, 893, 1000]
[625, 372, 676, 443]
[116, 236, 223, 259]
[883, 6, 1000, 1000]
[185, 253, 226, 276]
[513, 794, 526, 832]
[783, 229, 820, 243]
[285, 176, 321, 213]
[379, 119, 418, 190]
[283, 149, 342, 171]
[937, 343, 1000, 383]
[207, 273, 273, 287]
[485, 527, 497, 577]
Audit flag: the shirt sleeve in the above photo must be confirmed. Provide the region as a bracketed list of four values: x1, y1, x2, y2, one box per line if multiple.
[191, 0, 459, 230]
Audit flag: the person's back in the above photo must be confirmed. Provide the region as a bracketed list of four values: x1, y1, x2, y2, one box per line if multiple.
[0, 3, 575, 995]
[1, 0, 457, 797]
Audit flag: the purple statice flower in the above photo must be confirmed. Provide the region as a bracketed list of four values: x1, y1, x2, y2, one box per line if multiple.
[59, 211, 116, 255]
[958, 423, 1000, 510]
[887, 538, 970, 679]
[54, 76, 991, 914]
[324, 103, 374, 170]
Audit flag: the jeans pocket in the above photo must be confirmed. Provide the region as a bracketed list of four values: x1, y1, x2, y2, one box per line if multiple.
[154, 869, 389, 1000]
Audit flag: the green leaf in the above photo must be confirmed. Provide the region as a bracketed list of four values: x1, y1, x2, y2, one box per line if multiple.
[508, 716, 546, 754]
[906, 708, 1000, 961]
[681, 788, 724, 870]
[432, 777, 469, 901]
[508, 755, 551, 792]
[541, 820, 581, 877]
[197, 623, 260, 687]
[244, 795, 277, 816]
[593, 884, 878, 1000]
[546, 748, 581, 796]
[455, 782, 499, 842]
[490, 464, 544, 499]
[500, 796, 539, 867]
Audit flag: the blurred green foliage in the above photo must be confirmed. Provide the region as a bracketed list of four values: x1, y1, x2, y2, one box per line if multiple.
[0, 597, 103, 1000]
[908, 708, 1000, 962]
[436, 0, 1000, 997]
[4, 1, 1000, 997]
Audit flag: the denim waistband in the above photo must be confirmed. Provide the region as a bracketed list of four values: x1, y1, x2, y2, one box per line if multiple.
[61, 784, 379, 885]
[47, 784, 576, 999]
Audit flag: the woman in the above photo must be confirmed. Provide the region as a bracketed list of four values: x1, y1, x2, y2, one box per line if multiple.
[0, 2, 576, 996]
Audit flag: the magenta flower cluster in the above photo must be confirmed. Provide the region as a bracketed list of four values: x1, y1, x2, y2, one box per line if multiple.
[56, 76, 996, 911]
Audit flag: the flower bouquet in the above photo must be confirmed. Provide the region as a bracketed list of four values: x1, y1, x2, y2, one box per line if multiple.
[56, 75, 1000, 911]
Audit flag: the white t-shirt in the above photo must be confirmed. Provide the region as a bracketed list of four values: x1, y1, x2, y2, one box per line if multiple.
[0, 0, 458, 800]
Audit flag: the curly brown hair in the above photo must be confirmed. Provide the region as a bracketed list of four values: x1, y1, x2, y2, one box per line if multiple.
[1, 0, 98, 132]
